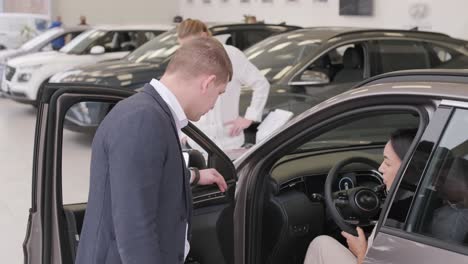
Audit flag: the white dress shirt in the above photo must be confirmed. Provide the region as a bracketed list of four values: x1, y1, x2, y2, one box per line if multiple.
[149, 79, 191, 260]
[189, 44, 270, 150]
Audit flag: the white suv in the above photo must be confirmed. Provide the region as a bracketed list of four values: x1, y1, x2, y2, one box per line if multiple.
[1, 25, 171, 105]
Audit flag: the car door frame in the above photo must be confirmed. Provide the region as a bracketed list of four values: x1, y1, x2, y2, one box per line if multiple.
[366, 100, 468, 263]
[234, 90, 439, 263]
[24, 84, 237, 264]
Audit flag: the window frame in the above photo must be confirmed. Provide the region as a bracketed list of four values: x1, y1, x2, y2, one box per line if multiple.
[379, 105, 468, 256]
[289, 40, 372, 86]
[373, 39, 433, 75]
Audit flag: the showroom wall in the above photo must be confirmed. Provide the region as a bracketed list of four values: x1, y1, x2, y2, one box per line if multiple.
[179, 0, 468, 40]
[52, 0, 179, 26]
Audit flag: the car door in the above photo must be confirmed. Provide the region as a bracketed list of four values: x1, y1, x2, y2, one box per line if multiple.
[365, 101, 468, 263]
[24, 84, 237, 264]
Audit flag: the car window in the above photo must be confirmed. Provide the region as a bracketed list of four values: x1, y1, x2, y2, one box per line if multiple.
[245, 33, 321, 82]
[60, 29, 107, 54]
[374, 40, 431, 75]
[60, 30, 152, 54]
[424, 43, 468, 69]
[61, 100, 211, 204]
[294, 113, 419, 153]
[20, 28, 62, 50]
[300, 42, 366, 84]
[404, 108, 468, 247]
[240, 29, 275, 50]
[126, 30, 179, 64]
[41, 32, 80, 51]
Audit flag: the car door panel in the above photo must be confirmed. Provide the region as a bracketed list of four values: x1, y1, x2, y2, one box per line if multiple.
[26, 84, 236, 264]
[365, 229, 468, 264]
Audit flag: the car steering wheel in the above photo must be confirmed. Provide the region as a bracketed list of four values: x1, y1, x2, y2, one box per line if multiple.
[324, 157, 385, 236]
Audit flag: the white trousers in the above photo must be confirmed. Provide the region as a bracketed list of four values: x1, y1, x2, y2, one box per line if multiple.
[303, 236, 357, 264]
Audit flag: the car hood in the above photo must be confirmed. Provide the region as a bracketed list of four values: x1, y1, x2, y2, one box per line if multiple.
[0, 49, 24, 63]
[7, 51, 65, 67]
[53, 59, 166, 88]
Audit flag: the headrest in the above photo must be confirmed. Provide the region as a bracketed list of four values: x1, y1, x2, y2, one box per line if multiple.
[343, 47, 362, 69]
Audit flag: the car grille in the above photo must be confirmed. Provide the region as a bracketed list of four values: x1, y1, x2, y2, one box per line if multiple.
[5, 66, 15, 81]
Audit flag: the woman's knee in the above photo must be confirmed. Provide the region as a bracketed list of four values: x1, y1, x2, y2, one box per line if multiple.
[306, 235, 335, 256]
[310, 235, 336, 248]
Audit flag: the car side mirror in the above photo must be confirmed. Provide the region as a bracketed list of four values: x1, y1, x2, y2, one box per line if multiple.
[90, 45, 105, 55]
[289, 70, 330, 86]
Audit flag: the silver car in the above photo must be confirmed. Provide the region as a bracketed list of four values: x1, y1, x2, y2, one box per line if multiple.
[25, 69, 468, 263]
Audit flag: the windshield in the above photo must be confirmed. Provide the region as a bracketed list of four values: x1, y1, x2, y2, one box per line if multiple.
[60, 29, 106, 54]
[245, 32, 321, 81]
[126, 30, 179, 64]
[295, 113, 419, 152]
[20, 28, 62, 50]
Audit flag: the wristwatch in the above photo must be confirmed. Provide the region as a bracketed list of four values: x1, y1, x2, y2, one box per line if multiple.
[189, 167, 200, 186]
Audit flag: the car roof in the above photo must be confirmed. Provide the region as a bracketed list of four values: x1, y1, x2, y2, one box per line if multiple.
[92, 24, 174, 31]
[305, 69, 468, 115]
[275, 27, 466, 45]
[209, 23, 301, 30]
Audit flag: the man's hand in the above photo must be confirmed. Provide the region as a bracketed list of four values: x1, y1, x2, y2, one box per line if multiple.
[197, 168, 228, 192]
[341, 227, 367, 264]
[225, 117, 253, 137]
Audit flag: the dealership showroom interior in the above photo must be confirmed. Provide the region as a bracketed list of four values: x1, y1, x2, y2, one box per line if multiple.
[2, 0, 468, 263]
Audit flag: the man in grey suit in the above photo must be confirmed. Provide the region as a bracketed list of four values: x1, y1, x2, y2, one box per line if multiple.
[75, 37, 232, 264]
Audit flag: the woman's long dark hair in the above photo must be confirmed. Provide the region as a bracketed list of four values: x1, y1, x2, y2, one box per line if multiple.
[390, 129, 418, 161]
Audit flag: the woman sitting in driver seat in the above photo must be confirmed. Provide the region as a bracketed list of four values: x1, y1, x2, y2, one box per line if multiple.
[304, 129, 416, 264]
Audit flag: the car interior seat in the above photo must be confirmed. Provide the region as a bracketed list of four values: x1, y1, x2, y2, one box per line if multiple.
[333, 47, 364, 83]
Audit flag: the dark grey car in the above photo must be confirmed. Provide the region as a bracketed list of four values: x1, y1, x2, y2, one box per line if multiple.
[25, 70, 468, 264]
[61, 28, 468, 144]
[242, 28, 468, 116]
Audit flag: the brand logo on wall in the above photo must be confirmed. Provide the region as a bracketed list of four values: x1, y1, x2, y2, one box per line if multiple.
[409, 3, 430, 20]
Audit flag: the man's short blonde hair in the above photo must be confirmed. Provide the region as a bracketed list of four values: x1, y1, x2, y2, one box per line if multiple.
[177, 19, 212, 39]
[166, 37, 232, 84]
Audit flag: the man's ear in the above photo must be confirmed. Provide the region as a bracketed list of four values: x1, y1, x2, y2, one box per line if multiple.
[201, 75, 217, 94]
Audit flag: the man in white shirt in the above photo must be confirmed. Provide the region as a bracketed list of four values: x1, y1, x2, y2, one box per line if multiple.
[178, 19, 270, 150]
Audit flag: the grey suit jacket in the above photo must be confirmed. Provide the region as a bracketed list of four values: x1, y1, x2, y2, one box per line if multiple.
[76, 84, 193, 264]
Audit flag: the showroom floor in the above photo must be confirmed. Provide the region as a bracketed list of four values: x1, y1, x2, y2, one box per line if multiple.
[0, 97, 92, 263]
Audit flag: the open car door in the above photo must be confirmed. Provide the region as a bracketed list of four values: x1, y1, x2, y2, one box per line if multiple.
[24, 84, 237, 264]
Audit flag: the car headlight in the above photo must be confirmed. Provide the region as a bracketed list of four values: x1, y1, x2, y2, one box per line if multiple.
[18, 73, 32, 82]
